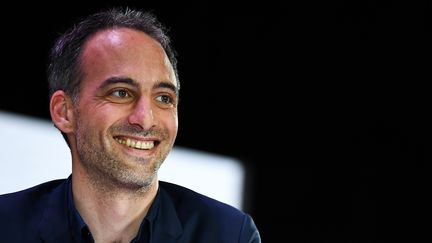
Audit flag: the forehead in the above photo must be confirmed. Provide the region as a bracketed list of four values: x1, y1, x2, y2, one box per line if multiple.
[85, 27, 164, 55]
[79, 27, 177, 90]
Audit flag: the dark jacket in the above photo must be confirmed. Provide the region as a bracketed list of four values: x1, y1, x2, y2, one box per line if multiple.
[0, 178, 260, 243]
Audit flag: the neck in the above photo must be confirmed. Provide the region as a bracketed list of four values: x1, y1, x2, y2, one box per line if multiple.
[71, 172, 158, 243]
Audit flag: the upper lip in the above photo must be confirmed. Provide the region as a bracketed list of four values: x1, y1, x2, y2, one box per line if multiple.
[113, 135, 160, 143]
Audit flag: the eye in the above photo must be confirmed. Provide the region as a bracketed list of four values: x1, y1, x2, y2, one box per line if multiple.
[111, 89, 130, 98]
[155, 94, 174, 105]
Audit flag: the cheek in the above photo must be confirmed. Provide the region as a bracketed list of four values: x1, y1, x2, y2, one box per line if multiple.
[163, 110, 178, 138]
[78, 106, 120, 132]
[171, 117, 179, 137]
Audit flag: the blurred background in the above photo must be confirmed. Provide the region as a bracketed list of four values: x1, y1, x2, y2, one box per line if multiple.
[1, 1, 430, 242]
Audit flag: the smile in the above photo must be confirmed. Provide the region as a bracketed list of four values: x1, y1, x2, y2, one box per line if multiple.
[114, 137, 155, 150]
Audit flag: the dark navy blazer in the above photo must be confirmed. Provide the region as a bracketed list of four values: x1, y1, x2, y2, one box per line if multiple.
[0, 178, 260, 243]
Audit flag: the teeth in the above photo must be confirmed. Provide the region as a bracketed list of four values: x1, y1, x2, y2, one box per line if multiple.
[115, 138, 155, 150]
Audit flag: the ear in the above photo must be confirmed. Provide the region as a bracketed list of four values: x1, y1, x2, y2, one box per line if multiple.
[50, 90, 75, 133]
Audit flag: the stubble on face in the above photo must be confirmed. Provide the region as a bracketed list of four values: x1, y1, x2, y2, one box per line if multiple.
[74, 109, 172, 196]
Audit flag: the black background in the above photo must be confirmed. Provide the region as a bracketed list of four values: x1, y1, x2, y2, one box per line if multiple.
[1, 1, 430, 242]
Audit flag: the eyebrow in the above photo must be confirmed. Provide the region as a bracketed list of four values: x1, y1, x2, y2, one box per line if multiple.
[154, 81, 179, 96]
[98, 77, 137, 89]
[98, 77, 179, 95]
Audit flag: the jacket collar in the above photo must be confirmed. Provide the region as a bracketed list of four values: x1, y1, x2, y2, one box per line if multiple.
[37, 177, 183, 243]
[38, 177, 73, 243]
[151, 185, 183, 241]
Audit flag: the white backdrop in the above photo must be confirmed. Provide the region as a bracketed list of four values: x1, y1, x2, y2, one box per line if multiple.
[0, 111, 245, 209]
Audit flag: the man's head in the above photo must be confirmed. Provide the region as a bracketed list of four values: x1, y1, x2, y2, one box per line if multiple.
[47, 7, 179, 146]
[48, 7, 179, 190]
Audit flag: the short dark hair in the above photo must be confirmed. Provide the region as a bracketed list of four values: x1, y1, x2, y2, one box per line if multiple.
[47, 6, 179, 101]
[47, 7, 179, 146]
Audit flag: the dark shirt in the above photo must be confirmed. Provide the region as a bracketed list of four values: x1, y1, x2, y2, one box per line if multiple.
[67, 178, 160, 243]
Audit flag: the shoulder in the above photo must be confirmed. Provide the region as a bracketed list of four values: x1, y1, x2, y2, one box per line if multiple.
[159, 181, 261, 242]
[0, 179, 66, 221]
[0, 179, 65, 204]
[0, 179, 67, 240]
[159, 180, 242, 217]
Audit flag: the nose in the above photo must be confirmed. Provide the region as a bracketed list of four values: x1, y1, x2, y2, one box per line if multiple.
[127, 96, 155, 131]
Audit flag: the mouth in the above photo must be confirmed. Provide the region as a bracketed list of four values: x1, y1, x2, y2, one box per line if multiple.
[114, 136, 160, 150]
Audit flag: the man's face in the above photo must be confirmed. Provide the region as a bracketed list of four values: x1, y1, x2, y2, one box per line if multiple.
[71, 28, 178, 189]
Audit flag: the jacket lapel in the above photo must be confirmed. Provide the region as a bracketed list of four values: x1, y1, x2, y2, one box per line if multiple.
[38, 178, 74, 243]
[151, 186, 183, 242]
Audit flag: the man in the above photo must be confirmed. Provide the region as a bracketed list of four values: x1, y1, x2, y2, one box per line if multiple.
[0, 7, 260, 243]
